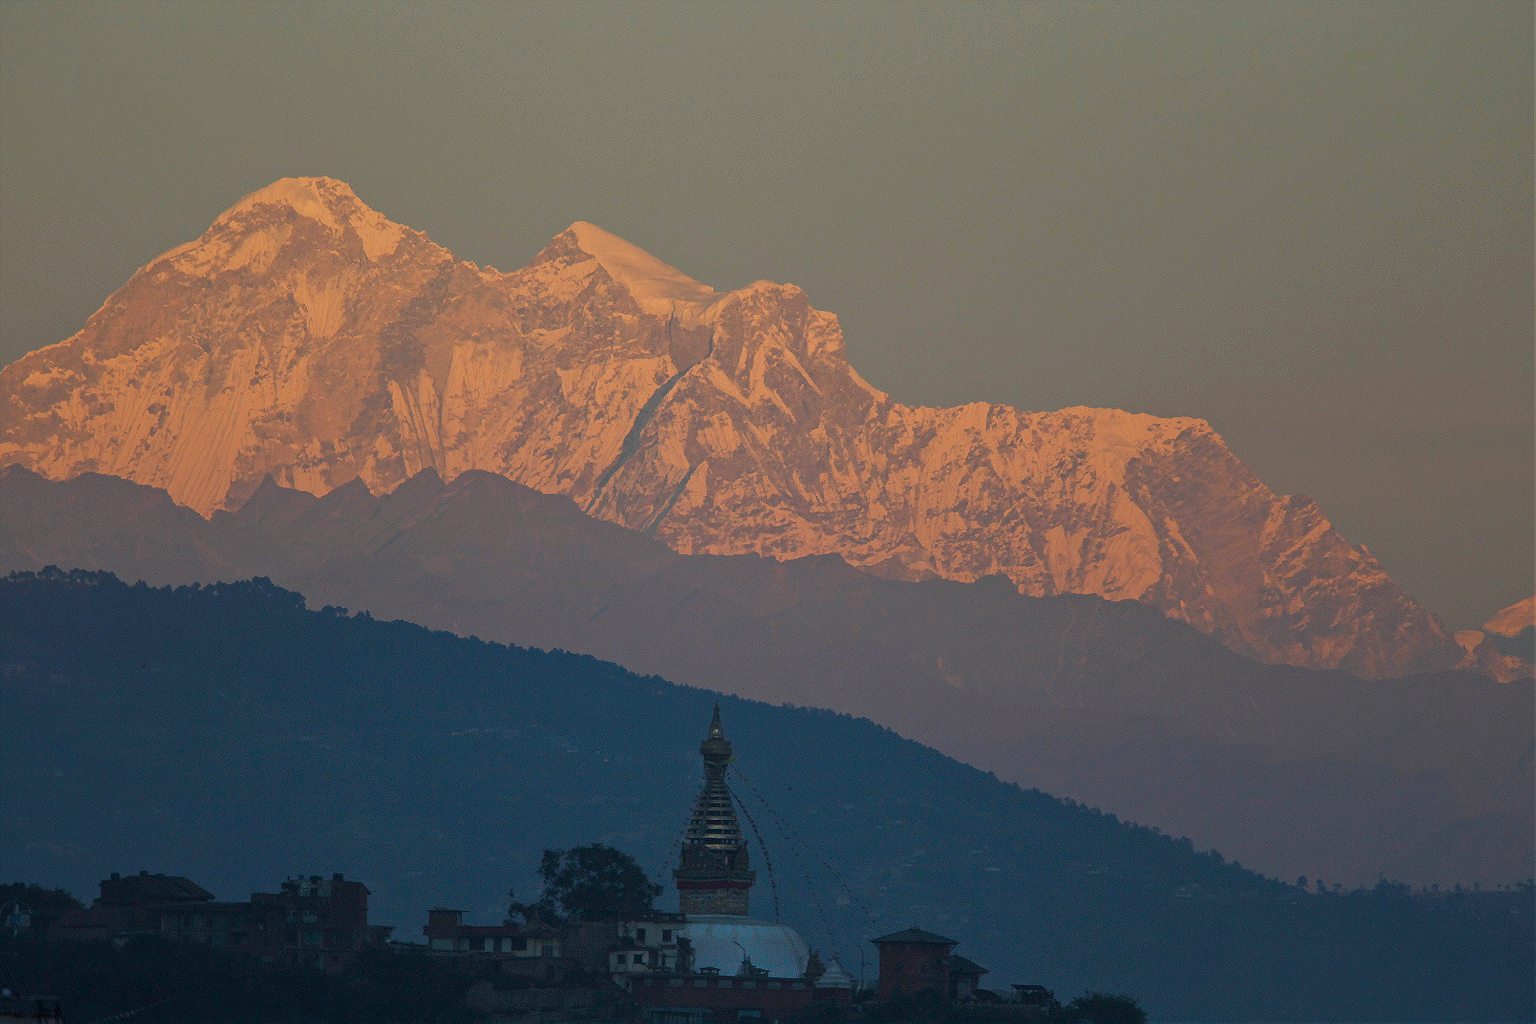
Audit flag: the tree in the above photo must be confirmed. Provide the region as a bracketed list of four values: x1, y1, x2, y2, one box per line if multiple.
[1062, 992, 1147, 1024]
[534, 844, 660, 921]
[0, 882, 83, 934]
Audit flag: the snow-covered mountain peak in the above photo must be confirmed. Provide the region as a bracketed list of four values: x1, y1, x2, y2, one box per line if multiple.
[169, 176, 412, 269]
[563, 221, 721, 321]
[1484, 597, 1535, 638]
[2, 179, 1512, 680]
[221, 176, 361, 222]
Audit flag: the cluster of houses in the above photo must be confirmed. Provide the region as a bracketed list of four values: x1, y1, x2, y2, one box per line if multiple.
[37, 709, 1056, 1022]
[47, 869, 390, 973]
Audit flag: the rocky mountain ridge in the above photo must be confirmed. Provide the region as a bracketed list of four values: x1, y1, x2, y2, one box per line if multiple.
[1457, 596, 1535, 663]
[0, 176, 1518, 679]
[3, 465, 1529, 885]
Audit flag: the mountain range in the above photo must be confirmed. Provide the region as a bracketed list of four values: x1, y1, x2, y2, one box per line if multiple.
[4, 465, 1529, 886]
[1459, 596, 1536, 662]
[1, 176, 1521, 682]
[3, 569, 1531, 1022]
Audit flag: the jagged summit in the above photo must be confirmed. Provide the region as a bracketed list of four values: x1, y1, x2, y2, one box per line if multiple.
[157, 176, 415, 273]
[0, 179, 1509, 679]
[220, 176, 364, 222]
[564, 220, 721, 320]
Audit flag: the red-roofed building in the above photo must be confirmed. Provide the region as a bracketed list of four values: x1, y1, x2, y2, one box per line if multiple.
[870, 926, 958, 1000]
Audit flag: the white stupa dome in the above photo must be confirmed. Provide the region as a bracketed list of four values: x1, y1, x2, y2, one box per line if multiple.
[683, 915, 811, 979]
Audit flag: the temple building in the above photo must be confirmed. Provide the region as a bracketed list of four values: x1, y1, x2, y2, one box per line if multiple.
[674, 706, 757, 918]
[672, 706, 811, 979]
[629, 706, 851, 1021]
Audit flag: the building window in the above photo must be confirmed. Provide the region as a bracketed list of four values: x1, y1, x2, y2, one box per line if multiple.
[616, 953, 627, 965]
[662, 929, 673, 942]
[636, 927, 647, 943]
[635, 952, 646, 964]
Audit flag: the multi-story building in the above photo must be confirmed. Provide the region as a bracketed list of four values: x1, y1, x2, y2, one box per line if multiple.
[603, 916, 688, 978]
[51, 872, 216, 944]
[870, 926, 958, 1000]
[50, 870, 389, 971]
[423, 907, 562, 958]
[422, 907, 570, 983]
[869, 926, 991, 1003]
[249, 873, 390, 971]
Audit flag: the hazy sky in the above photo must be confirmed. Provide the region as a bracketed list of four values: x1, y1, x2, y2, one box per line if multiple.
[1, 1, 1530, 626]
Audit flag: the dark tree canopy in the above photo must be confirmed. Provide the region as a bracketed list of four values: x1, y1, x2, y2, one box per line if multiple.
[0, 882, 83, 914]
[0, 882, 84, 935]
[535, 844, 661, 921]
[1064, 992, 1147, 1024]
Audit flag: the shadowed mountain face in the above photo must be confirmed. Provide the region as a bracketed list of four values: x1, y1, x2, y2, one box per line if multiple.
[0, 177, 1515, 681]
[4, 466, 1529, 886]
[2, 570, 1531, 1022]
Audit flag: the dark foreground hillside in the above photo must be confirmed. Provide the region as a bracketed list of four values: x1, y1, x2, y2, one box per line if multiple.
[2, 467, 1530, 888]
[0, 935, 492, 1023]
[1, 570, 1530, 1021]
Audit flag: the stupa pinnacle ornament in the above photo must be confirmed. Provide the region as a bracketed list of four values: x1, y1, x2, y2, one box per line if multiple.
[674, 705, 756, 915]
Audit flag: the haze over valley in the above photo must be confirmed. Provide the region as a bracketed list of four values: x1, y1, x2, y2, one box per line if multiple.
[1, 5, 1530, 1019]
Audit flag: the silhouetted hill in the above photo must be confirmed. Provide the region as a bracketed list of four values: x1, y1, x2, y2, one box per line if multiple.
[2, 466, 1530, 886]
[1, 570, 1531, 1021]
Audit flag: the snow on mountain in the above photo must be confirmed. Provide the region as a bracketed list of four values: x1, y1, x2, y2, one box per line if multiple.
[1458, 596, 1536, 666]
[0, 177, 1509, 679]
[565, 220, 721, 322]
[1484, 596, 1536, 638]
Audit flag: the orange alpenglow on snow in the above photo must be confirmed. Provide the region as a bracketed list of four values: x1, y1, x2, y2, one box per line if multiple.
[0, 177, 1521, 681]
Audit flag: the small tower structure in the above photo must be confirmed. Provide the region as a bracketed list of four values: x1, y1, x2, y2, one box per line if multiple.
[674, 705, 756, 915]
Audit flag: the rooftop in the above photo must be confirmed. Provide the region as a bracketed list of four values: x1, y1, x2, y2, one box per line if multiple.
[870, 926, 958, 946]
[98, 872, 214, 906]
[946, 953, 989, 976]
